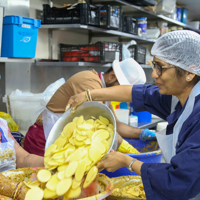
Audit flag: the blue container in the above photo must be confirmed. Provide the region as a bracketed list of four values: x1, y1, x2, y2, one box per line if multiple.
[176, 7, 182, 22]
[130, 102, 152, 122]
[134, 111, 152, 123]
[181, 8, 188, 24]
[101, 138, 162, 177]
[1, 15, 41, 58]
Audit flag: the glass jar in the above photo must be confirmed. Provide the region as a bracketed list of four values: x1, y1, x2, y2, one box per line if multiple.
[137, 17, 147, 37]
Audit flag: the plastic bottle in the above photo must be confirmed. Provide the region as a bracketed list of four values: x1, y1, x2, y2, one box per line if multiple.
[129, 115, 138, 128]
[137, 17, 147, 37]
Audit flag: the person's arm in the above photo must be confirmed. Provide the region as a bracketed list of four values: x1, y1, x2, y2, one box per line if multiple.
[15, 143, 44, 168]
[97, 151, 143, 175]
[91, 85, 133, 102]
[67, 85, 133, 111]
[6, 130, 44, 168]
[109, 104, 142, 138]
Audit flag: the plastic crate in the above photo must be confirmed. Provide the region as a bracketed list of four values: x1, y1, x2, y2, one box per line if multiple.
[99, 5, 122, 30]
[43, 4, 100, 26]
[1, 15, 41, 58]
[125, 0, 156, 6]
[122, 16, 137, 35]
[60, 42, 122, 63]
[128, 44, 146, 64]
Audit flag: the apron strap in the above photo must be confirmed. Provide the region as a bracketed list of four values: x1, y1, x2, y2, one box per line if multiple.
[0, 127, 8, 143]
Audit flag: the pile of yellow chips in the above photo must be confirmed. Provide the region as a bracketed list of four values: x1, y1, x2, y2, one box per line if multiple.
[25, 115, 114, 200]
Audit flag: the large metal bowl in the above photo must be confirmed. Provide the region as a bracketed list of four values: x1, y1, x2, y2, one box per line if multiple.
[45, 101, 118, 154]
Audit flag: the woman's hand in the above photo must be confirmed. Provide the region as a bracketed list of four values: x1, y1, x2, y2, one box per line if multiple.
[66, 91, 87, 113]
[97, 151, 128, 172]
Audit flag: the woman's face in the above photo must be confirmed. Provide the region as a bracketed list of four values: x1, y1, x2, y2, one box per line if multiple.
[152, 57, 187, 96]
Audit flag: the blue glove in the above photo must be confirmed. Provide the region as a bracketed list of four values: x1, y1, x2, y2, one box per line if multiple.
[140, 129, 156, 141]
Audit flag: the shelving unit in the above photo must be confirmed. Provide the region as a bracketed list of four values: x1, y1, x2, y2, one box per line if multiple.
[41, 0, 200, 62]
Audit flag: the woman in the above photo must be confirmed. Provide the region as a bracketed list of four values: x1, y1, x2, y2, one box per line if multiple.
[66, 30, 200, 200]
[0, 117, 44, 198]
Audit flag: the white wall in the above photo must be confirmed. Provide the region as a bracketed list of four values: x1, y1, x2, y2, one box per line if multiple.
[29, 0, 89, 59]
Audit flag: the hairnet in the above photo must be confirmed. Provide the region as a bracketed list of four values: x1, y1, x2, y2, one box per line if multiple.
[151, 30, 200, 76]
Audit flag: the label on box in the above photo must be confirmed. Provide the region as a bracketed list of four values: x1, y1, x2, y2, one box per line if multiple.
[22, 24, 31, 29]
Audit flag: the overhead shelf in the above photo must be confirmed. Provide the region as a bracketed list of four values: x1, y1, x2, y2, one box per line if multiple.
[41, 24, 156, 43]
[35, 61, 152, 68]
[0, 57, 34, 63]
[91, 0, 200, 34]
[35, 61, 112, 67]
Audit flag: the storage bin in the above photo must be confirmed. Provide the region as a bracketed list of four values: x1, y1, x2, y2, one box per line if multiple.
[134, 111, 152, 122]
[60, 41, 122, 63]
[101, 139, 162, 177]
[122, 16, 137, 35]
[128, 44, 146, 64]
[125, 0, 156, 6]
[43, 4, 100, 26]
[99, 5, 122, 30]
[1, 15, 41, 58]
[4, 94, 42, 134]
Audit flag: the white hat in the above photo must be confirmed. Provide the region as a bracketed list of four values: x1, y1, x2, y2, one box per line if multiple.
[112, 58, 146, 85]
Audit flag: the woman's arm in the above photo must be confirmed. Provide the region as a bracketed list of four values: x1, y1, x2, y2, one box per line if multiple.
[15, 143, 44, 168]
[91, 85, 133, 102]
[97, 151, 143, 175]
[67, 85, 133, 111]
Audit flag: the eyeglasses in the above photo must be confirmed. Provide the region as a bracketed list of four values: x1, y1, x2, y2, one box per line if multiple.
[152, 61, 175, 76]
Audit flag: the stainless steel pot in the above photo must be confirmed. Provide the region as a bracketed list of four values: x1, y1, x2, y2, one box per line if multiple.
[45, 101, 118, 155]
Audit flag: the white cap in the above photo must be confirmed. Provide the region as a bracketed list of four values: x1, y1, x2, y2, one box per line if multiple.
[112, 58, 146, 85]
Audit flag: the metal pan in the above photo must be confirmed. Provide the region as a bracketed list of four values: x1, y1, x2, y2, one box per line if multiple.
[45, 101, 118, 155]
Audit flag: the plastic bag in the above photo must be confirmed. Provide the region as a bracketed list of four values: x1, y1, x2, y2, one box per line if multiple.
[40, 78, 65, 106]
[0, 118, 16, 172]
[122, 40, 137, 60]
[0, 112, 18, 132]
[42, 109, 62, 140]
[156, 0, 176, 15]
[36, 78, 65, 116]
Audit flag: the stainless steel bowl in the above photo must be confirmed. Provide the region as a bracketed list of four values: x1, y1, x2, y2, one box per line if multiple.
[45, 101, 118, 154]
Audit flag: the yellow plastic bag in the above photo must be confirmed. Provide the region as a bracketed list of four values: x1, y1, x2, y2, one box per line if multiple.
[0, 112, 18, 132]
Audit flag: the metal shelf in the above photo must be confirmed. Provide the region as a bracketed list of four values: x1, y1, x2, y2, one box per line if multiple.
[35, 61, 153, 68]
[41, 24, 156, 43]
[0, 57, 34, 63]
[35, 61, 112, 67]
[138, 118, 164, 129]
[92, 0, 200, 34]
